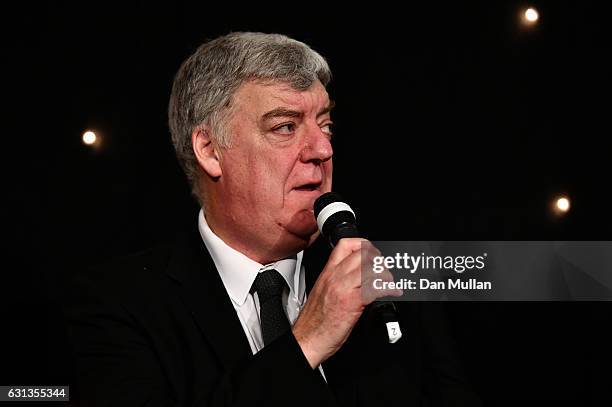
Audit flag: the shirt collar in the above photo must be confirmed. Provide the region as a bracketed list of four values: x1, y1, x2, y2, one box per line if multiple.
[197, 209, 304, 306]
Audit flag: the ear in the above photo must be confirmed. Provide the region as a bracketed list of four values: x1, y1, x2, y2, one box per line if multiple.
[192, 126, 222, 178]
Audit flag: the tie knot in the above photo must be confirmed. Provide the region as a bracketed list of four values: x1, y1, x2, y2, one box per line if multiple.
[252, 269, 287, 302]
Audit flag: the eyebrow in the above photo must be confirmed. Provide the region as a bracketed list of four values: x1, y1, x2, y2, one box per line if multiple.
[318, 100, 335, 117]
[261, 99, 336, 122]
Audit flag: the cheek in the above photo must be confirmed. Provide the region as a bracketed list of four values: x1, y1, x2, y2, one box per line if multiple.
[245, 160, 289, 206]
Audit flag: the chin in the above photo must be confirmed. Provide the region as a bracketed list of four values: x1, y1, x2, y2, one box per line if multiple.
[281, 209, 319, 244]
[290, 207, 317, 229]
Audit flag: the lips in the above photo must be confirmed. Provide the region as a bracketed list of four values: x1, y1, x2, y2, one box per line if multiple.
[292, 180, 323, 192]
[294, 183, 321, 192]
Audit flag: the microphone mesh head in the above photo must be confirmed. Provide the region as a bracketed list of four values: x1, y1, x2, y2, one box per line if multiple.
[314, 192, 345, 218]
[313, 192, 359, 242]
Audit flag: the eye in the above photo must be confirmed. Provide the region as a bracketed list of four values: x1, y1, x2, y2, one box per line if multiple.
[273, 123, 296, 135]
[321, 122, 334, 137]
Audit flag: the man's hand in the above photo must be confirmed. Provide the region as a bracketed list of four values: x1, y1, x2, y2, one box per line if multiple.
[292, 238, 402, 369]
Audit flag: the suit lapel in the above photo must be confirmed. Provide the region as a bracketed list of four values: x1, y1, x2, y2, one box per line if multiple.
[166, 222, 252, 371]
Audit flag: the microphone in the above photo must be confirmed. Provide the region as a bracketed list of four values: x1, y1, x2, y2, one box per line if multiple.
[314, 192, 402, 344]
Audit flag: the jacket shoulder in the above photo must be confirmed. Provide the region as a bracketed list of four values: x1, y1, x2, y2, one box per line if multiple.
[68, 244, 175, 305]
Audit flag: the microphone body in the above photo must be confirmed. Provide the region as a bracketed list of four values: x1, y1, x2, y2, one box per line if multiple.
[314, 192, 402, 344]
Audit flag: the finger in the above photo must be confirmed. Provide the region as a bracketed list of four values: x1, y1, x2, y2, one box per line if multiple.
[362, 285, 403, 305]
[327, 238, 369, 266]
[362, 269, 403, 303]
[336, 243, 380, 276]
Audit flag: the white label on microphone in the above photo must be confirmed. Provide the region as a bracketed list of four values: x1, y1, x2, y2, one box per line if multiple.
[385, 321, 402, 344]
[316, 202, 356, 232]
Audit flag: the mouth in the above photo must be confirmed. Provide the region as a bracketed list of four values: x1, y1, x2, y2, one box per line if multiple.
[293, 182, 322, 192]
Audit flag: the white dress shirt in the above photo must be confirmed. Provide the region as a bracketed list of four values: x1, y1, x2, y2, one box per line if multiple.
[197, 209, 326, 379]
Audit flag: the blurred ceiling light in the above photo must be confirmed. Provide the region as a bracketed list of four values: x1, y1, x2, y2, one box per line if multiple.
[82, 130, 97, 145]
[554, 196, 571, 214]
[523, 7, 539, 24]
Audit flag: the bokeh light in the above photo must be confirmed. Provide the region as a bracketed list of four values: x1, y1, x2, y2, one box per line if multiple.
[554, 196, 571, 215]
[82, 130, 97, 145]
[523, 7, 539, 24]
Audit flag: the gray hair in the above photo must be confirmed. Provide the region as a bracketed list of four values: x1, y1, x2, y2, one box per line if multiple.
[168, 32, 332, 201]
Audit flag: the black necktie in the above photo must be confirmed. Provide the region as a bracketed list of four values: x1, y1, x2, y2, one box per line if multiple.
[252, 269, 291, 346]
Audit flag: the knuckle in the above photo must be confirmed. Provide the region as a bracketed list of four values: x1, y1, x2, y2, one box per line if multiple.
[337, 238, 356, 248]
[361, 240, 374, 251]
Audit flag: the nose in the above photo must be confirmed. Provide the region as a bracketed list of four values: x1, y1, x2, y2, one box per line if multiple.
[299, 124, 333, 164]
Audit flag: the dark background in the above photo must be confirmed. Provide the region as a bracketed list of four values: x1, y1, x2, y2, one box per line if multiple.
[4, 1, 611, 405]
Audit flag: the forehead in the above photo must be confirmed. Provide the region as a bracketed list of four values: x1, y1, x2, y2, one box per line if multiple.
[231, 80, 330, 116]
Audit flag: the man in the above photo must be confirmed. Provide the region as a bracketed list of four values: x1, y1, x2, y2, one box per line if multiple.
[66, 32, 480, 406]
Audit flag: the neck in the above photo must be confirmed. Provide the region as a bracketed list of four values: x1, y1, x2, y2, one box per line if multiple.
[203, 208, 306, 265]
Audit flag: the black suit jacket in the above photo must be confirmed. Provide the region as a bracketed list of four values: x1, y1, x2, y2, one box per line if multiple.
[65, 220, 481, 406]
